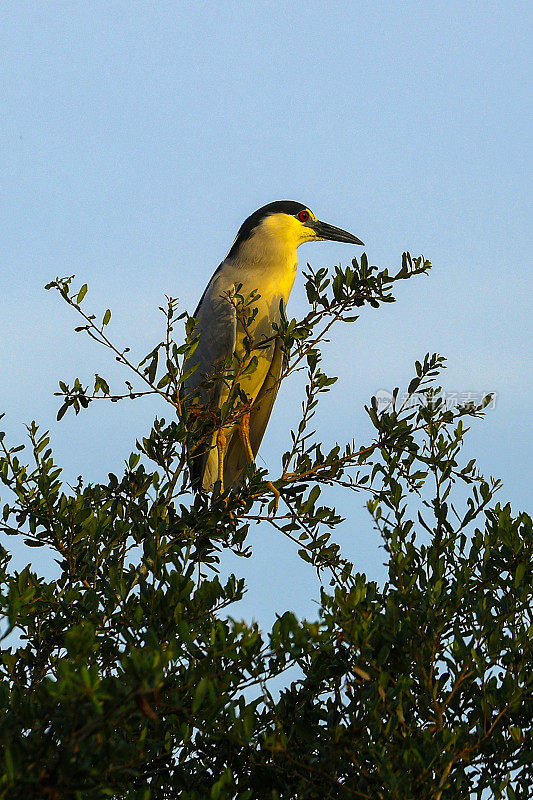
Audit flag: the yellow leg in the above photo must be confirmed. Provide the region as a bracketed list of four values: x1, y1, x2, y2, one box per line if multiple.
[239, 410, 280, 512]
[266, 480, 281, 512]
[216, 427, 227, 492]
[239, 410, 255, 463]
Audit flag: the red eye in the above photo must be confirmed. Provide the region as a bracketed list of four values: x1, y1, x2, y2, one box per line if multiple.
[298, 210, 310, 222]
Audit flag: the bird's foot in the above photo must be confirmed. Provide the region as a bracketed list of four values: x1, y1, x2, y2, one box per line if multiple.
[266, 481, 281, 514]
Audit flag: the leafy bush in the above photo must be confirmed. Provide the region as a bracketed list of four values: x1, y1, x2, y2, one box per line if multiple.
[0, 254, 530, 799]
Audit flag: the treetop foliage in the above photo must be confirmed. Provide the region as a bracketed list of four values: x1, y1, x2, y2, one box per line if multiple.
[0, 252, 530, 799]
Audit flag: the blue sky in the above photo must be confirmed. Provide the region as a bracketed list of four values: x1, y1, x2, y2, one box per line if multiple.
[1, 2, 531, 625]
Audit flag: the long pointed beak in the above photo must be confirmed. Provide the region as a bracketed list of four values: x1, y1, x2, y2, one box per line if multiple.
[313, 219, 364, 246]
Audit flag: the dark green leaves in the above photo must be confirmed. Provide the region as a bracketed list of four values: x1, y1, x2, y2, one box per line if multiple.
[0, 255, 529, 799]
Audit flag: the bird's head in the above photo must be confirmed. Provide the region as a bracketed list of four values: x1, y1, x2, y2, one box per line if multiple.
[227, 201, 364, 263]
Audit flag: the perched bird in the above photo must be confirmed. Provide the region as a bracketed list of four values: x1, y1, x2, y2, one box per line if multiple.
[182, 201, 364, 493]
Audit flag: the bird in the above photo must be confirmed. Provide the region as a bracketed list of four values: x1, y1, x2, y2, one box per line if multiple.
[182, 201, 364, 494]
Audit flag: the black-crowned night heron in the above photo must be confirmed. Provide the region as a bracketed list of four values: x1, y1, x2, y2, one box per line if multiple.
[183, 201, 364, 494]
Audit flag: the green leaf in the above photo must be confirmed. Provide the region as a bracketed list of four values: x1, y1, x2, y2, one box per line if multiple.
[514, 562, 526, 587]
[193, 677, 209, 712]
[56, 401, 70, 421]
[77, 284, 88, 303]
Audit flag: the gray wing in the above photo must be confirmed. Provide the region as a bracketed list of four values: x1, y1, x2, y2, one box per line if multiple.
[223, 336, 285, 488]
[249, 336, 285, 454]
[182, 271, 236, 490]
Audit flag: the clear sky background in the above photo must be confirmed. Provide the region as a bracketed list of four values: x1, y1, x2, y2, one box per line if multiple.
[1, 2, 531, 627]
